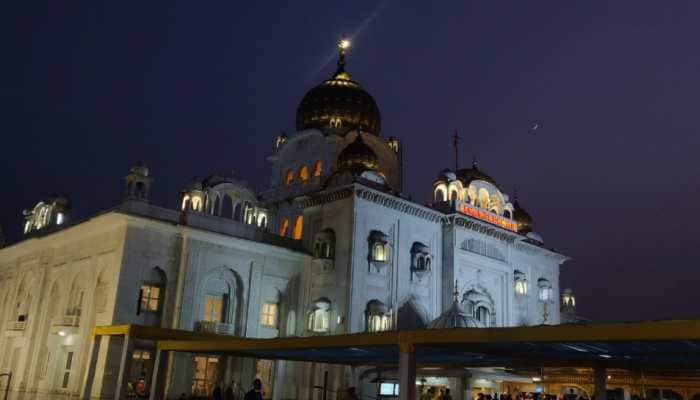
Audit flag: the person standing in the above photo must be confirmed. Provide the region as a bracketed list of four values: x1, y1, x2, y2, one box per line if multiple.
[244, 379, 263, 400]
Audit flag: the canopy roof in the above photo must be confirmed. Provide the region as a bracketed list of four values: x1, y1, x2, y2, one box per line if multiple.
[94, 320, 700, 370]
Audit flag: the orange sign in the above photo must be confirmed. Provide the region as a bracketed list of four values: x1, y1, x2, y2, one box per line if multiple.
[456, 202, 518, 232]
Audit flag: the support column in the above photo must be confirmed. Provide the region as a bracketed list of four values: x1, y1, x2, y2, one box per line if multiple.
[148, 349, 162, 400]
[594, 367, 607, 400]
[398, 344, 416, 400]
[114, 334, 135, 400]
[80, 335, 102, 400]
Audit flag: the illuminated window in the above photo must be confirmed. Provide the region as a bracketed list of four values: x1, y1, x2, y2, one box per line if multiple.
[434, 186, 447, 202]
[329, 117, 342, 128]
[260, 303, 278, 327]
[369, 230, 390, 262]
[366, 300, 391, 332]
[514, 270, 528, 296]
[203, 294, 224, 323]
[308, 299, 331, 333]
[372, 243, 386, 262]
[312, 160, 322, 177]
[192, 356, 219, 397]
[538, 278, 553, 302]
[298, 165, 309, 183]
[284, 170, 294, 186]
[139, 285, 160, 312]
[292, 215, 303, 240]
[279, 218, 289, 237]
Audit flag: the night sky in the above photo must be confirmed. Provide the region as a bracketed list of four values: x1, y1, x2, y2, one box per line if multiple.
[2, 2, 699, 322]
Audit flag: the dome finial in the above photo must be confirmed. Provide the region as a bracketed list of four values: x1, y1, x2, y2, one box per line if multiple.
[453, 280, 460, 302]
[336, 34, 351, 72]
[472, 156, 478, 169]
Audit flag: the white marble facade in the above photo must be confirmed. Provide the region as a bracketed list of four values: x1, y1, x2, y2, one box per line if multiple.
[0, 42, 569, 400]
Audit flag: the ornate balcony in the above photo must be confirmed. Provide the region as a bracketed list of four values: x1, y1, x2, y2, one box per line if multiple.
[196, 320, 235, 336]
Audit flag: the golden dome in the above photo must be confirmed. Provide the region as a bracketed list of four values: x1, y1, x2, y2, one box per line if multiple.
[456, 160, 499, 188]
[337, 134, 379, 172]
[295, 38, 381, 136]
[513, 197, 533, 233]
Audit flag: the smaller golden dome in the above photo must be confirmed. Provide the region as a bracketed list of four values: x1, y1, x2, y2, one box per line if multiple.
[456, 160, 499, 188]
[337, 134, 379, 172]
[513, 197, 533, 234]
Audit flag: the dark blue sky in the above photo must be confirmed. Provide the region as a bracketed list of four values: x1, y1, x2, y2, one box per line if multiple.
[2, 2, 699, 322]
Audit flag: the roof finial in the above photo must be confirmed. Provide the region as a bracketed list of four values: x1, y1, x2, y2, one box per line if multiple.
[472, 156, 478, 169]
[336, 34, 351, 72]
[452, 130, 460, 171]
[453, 279, 460, 302]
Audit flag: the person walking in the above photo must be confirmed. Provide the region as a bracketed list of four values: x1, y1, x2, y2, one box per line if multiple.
[244, 379, 263, 400]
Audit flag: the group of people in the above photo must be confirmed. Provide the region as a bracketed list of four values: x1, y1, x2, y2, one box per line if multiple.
[420, 387, 453, 400]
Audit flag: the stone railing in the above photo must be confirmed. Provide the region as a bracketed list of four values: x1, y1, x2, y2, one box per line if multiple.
[52, 315, 81, 327]
[196, 320, 235, 336]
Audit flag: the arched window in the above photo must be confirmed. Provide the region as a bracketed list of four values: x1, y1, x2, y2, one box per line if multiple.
[514, 270, 528, 296]
[410, 242, 431, 274]
[66, 276, 85, 318]
[308, 298, 331, 333]
[138, 267, 166, 317]
[292, 215, 303, 240]
[278, 218, 289, 237]
[202, 280, 231, 324]
[503, 210, 512, 219]
[284, 170, 294, 186]
[538, 278, 553, 302]
[312, 161, 322, 177]
[314, 229, 335, 259]
[435, 187, 446, 202]
[366, 300, 391, 332]
[369, 230, 390, 263]
[298, 165, 309, 184]
[476, 306, 491, 327]
[181, 195, 191, 211]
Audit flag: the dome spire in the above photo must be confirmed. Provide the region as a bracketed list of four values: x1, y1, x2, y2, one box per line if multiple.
[453, 280, 460, 302]
[336, 34, 351, 74]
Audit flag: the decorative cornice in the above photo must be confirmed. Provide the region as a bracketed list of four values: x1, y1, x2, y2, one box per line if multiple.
[297, 187, 353, 208]
[355, 188, 446, 223]
[450, 215, 518, 244]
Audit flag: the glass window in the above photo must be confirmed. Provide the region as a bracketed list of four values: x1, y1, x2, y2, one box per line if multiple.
[140, 285, 161, 312]
[260, 303, 278, 328]
[192, 356, 219, 397]
[515, 279, 528, 295]
[203, 294, 224, 323]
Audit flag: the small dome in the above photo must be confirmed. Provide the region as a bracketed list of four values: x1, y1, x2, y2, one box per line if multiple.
[513, 198, 533, 233]
[428, 283, 480, 329]
[130, 161, 149, 177]
[456, 160, 499, 187]
[437, 168, 456, 181]
[428, 300, 480, 329]
[337, 134, 379, 172]
[296, 40, 381, 135]
[526, 231, 544, 244]
[183, 179, 204, 192]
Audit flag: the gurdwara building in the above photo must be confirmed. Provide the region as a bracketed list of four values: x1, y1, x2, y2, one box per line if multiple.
[0, 39, 569, 399]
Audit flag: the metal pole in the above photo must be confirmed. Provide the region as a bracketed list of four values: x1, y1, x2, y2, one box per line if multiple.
[322, 370, 328, 400]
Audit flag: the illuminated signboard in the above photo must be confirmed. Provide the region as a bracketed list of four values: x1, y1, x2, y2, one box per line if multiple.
[456, 201, 519, 232]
